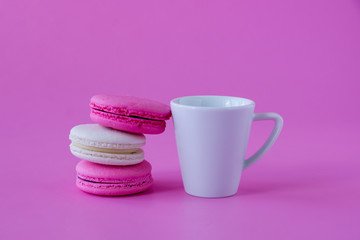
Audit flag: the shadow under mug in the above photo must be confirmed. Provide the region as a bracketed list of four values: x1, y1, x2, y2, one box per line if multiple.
[170, 96, 283, 198]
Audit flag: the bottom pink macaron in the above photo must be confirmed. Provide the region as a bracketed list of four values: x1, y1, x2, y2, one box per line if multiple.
[76, 160, 153, 196]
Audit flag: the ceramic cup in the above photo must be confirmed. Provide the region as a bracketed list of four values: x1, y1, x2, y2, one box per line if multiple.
[171, 96, 283, 198]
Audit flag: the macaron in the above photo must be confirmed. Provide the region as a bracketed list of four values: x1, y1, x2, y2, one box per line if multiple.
[69, 124, 145, 165]
[76, 160, 153, 196]
[90, 94, 171, 134]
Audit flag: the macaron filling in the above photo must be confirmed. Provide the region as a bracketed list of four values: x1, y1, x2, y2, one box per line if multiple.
[77, 173, 153, 188]
[90, 108, 166, 127]
[70, 143, 144, 165]
[70, 142, 139, 154]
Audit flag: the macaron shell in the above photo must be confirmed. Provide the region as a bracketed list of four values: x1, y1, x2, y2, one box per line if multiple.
[69, 124, 146, 149]
[90, 108, 166, 134]
[70, 144, 144, 166]
[90, 95, 171, 120]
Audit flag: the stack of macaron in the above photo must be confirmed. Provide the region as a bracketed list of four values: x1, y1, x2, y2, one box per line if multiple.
[69, 95, 171, 196]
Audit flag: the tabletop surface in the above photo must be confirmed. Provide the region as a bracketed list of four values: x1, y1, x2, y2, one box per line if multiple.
[1, 123, 359, 240]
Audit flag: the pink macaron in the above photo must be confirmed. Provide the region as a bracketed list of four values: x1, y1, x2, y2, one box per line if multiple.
[90, 95, 171, 134]
[76, 160, 153, 196]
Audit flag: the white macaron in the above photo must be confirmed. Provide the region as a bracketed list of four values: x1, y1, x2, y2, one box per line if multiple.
[69, 124, 145, 165]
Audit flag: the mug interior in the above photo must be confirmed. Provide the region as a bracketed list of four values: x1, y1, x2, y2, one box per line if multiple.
[171, 96, 254, 108]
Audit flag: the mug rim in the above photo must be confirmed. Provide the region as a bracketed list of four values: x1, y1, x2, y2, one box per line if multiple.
[170, 95, 255, 109]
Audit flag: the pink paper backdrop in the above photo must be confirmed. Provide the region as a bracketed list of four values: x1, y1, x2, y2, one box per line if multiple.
[1, 0, 359, 239]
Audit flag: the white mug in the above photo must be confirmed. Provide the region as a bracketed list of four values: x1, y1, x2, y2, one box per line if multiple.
[171, 96, 283, 198]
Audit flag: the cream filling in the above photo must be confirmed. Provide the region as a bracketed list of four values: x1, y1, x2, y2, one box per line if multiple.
[71, 142, 140, 154]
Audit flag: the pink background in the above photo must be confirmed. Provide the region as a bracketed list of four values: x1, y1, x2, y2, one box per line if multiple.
[1, 0, 359, 239]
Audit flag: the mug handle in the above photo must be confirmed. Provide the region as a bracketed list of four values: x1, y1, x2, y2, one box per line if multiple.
[243, 113, 284, 170]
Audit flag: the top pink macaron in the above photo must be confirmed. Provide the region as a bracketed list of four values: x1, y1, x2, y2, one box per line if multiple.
[90, 94, 171, 134]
